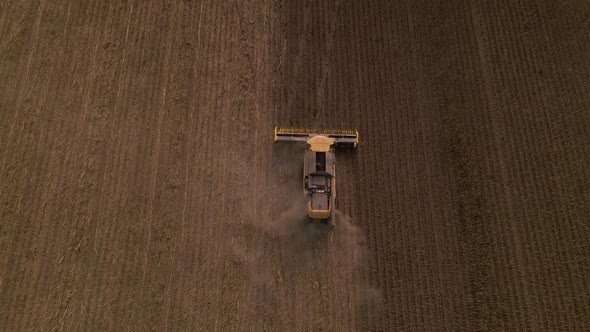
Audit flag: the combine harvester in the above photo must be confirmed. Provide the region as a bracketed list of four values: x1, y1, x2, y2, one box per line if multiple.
[274, 127, 359, 228]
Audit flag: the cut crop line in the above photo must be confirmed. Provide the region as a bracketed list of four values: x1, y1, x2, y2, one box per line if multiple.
[132, 1, 177, 330]
[0, 0, 45, 199]
[163, 3, 198, 330]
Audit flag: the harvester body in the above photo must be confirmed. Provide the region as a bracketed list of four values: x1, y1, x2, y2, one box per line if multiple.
[304, 136, 336, 224]
[274, 127, 358, 227]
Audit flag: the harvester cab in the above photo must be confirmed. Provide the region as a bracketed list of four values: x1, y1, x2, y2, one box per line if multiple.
[274, 127, 359, 228]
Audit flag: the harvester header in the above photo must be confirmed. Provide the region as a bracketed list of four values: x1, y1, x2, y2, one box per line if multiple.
[274, 127, 359, 149]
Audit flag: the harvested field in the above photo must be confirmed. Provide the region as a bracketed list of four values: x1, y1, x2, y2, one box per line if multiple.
[1, 1, 589, 330]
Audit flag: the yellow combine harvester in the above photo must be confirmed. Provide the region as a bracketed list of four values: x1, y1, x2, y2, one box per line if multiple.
[274, 127, 359, 228]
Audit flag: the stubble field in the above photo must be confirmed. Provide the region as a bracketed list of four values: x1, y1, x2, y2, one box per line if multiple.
[1, 1, 589, 330]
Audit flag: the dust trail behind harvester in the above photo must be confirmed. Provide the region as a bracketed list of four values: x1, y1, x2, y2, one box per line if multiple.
[229, 143, 381, 330]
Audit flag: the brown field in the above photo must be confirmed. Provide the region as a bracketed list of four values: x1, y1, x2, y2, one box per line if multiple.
[1, 1, 589, 330]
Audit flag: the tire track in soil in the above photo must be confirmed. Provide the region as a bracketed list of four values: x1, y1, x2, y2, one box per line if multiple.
[130, 2, 181, 330]
[181, 2, 219, 330]
[98, 4, 155, 329]
[162, 3, 204, 330]
[71, 3, 128, 329]
[189, 3, 235, 329]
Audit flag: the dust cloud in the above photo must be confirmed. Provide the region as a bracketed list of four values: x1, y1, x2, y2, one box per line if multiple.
[226, 143, 381, 328]
[232, 191, 381, 327]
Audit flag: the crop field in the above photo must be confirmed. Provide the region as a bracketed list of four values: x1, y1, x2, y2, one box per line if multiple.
[1, 1, 589, 330]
